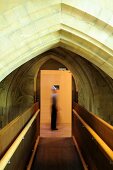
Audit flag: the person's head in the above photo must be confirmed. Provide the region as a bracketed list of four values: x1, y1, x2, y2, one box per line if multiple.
[51, 86, 57, 93]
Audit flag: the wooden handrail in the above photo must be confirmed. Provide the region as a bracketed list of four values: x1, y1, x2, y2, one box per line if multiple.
[0, 103, 38, 134]
[73, 102, 113, 131]
[73, 109, 113, 162]
[90, 111, 113, 130]
[0, 109, 40, 170]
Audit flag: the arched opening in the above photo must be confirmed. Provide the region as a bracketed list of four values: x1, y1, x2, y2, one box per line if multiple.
[0, 47, 113, 129]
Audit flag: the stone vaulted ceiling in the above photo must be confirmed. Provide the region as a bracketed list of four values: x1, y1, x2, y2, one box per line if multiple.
[0, 0, 113, 81]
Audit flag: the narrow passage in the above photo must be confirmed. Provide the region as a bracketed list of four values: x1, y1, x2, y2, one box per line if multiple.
[31, 137, 84, 170]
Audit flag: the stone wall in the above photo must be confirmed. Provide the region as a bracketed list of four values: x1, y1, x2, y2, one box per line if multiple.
[0, 48, 113, 128]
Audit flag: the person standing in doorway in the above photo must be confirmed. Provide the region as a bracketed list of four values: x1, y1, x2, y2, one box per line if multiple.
[51, 86, 58, 130]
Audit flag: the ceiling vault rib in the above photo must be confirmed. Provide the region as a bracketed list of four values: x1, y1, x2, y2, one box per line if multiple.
[0, 0, 113, 81]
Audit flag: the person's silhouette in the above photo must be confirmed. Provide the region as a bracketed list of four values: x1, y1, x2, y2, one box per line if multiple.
[51, 86, 58, 130]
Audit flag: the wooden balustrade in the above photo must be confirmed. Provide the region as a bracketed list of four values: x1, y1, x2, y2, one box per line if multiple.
[73, 102, 113, 150]
[0, 103, 39, 158]
[72, 103, 113, 170]
[0, 103, 40, 170]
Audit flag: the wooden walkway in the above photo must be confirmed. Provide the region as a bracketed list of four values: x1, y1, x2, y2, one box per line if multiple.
[40, 123, 71, 137]
[31, 137, 84, 170]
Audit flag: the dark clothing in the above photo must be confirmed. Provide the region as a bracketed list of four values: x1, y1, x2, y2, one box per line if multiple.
[52, 93, 57, 105]
[51, 93, 57, 130]
[51, 105, 57, 130]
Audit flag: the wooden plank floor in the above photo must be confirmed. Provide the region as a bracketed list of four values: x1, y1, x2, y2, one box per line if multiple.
[31, 137, 84, 170]
[40, 123, 71, 137]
